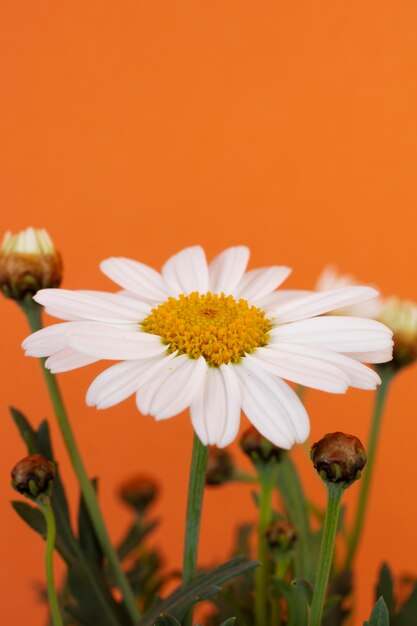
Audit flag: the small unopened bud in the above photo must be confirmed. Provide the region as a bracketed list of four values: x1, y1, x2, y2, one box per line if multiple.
[240, 426, 283, 465]
[118, 474, 159, 514]
[311, 432, 366, 487]
[0, 227, 62, 301]
[11, 454, 55, 499]
[378, 297, 417, 369]
[265, 520, 297, 551]
[205, 448, 234, 486]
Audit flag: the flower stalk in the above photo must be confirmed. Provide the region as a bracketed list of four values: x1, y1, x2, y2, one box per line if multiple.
[344, 367, 395, 570]
[309, 482, 344, 626]
[40, 499, 64, 626]
[20, 300, 141, 626]
[182, 433, 209, 626]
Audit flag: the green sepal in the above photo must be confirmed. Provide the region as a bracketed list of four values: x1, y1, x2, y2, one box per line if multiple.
[140, 556, 258, 626]
[273, 579, 309, 626]
[363, 597, 390, 626]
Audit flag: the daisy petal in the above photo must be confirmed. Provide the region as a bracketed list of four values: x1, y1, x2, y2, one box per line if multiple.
[235, 266, 292, 303]
[343, 349, 394, 364]
[137, 355, 206, 419]
[236, 360, 309, 448]
[209, 246, 250, 294]
[190, 363, 241, 447]
[67, 324, 167, 360]
[34, 289, 150, 323]
[271, 286, 380, 323]
[162, 246, 209, 295]
[270, 316, 393, 354]
[256, 290, 313, 311]
[86, 360, 156, 409]
[100, 257, 169, 303]
[22, 322, 74, 357]
[246, 350, 349, 393]
[45, 348, 99, 373]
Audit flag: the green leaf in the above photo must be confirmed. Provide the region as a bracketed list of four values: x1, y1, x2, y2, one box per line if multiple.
[396, 580, 417, 625]
[277, 454, 317, 584]
[219, 619, 237, 626]
[154, 614, 181, 626]
[274, 579, 309, 626]
[364, 597, 390, 626]
[117, 519, 159, 563]
[292, 578, 313, 605]
[77, 479, 103, 567]
[376, 564, 395, 616]
[140, 557, 258, 626]
[11, 501, 46, 538]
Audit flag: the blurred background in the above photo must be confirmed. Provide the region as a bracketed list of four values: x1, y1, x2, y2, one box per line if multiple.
[1, 2, 417, 624]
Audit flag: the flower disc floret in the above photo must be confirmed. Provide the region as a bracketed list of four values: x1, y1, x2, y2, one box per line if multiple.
[141, 291, 271, 367]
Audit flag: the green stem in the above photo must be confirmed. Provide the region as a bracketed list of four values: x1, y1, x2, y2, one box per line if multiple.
[309, 483, 344, 626]
[344, 369, 394, 570]
[255, 465, 277, 626]
[41, 499, 64, 626]
[21, 301, 141, 625]
[182, 433, 209, 626]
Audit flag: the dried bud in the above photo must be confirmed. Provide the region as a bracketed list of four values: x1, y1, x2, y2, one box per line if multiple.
[11, 454, 55, 499]
[240, 426, 283, 465]
[205, 448, 234, 486]
[311, 432, 366, 487]
[265, 520, 297, 551]
[378, 297, 417, 369]
[118, 474, 159, 514]
[0, 227, 62, 301]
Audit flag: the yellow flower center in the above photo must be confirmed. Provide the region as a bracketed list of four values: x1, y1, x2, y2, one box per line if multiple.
[142, 291, 271, 367]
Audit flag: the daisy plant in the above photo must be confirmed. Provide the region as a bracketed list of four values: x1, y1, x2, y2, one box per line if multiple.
[5, 227, 417, 626]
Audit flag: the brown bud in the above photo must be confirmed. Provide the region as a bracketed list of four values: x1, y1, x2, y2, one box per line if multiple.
[0, 228, 62, 301]
[205, 448, 234, 486]
[240, 426, 283, 465]
[11, 454, 55, 499]
[265, 520, 297, 551]
[311, 432, 366, 486]
[118, 474, 159, 514]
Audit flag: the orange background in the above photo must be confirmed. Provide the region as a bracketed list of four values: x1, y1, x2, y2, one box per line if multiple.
[1, 2, 417, 624]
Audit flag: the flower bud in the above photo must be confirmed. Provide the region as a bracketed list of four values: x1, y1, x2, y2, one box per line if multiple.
[205, 448, 234, 486]
[265, 520, 297, 551]
[0, 227, 62, 301]
[378, 297, 417, 369]
[240, 426, 283, 465]
[11, 454, 55, 499]
[118, 474, 159, 514]
[310, 432, 366, 487]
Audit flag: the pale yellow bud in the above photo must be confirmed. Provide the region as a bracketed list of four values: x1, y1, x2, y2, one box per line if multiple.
[378, 297, 417, 368]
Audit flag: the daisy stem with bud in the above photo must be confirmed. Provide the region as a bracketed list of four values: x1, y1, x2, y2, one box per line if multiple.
[182, 433, 209, 626]
[40, 499, 64, 626]
[20, 300, 141, 626]
[344, 367, 395, 570]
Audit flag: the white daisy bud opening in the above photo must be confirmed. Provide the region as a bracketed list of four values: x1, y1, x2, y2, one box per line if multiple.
[378, 297, 417, 368]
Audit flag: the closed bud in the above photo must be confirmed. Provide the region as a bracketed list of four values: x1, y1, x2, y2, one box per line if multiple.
[378, 297, 417, 369]
[240, 426, 283, 465]
[11, 454, 55, 499]
[0, 227, 62, 301]
[265, 520, 297, 551]
[118, 474, 159, 514]
[311, 432, 366, 487]
[205, 448, 234, 486]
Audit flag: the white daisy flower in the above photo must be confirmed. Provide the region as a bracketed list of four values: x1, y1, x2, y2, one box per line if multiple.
[315, 266, 383, 318]
[22, 246, 393, 449]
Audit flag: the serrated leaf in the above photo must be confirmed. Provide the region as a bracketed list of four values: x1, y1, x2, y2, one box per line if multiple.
[292, 578, 313, 605]
[154, 614, 181, 625]
[364, 597, 390, 626]
[376, 563, 395, 616]
[274, 579, 309, 626]
[396, 580, 417, 625]
[140, 557, 258, 626]
[117, 519, 159, 563]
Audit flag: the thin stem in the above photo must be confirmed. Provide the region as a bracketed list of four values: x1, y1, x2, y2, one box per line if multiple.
[21, 301, 141, 625]
[41, 499, 64, 626]
[309, 483, 344, 626]
[344, 369, 394, 570]
[255, 465, 278, 626]
[182, 433, 209, 626]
